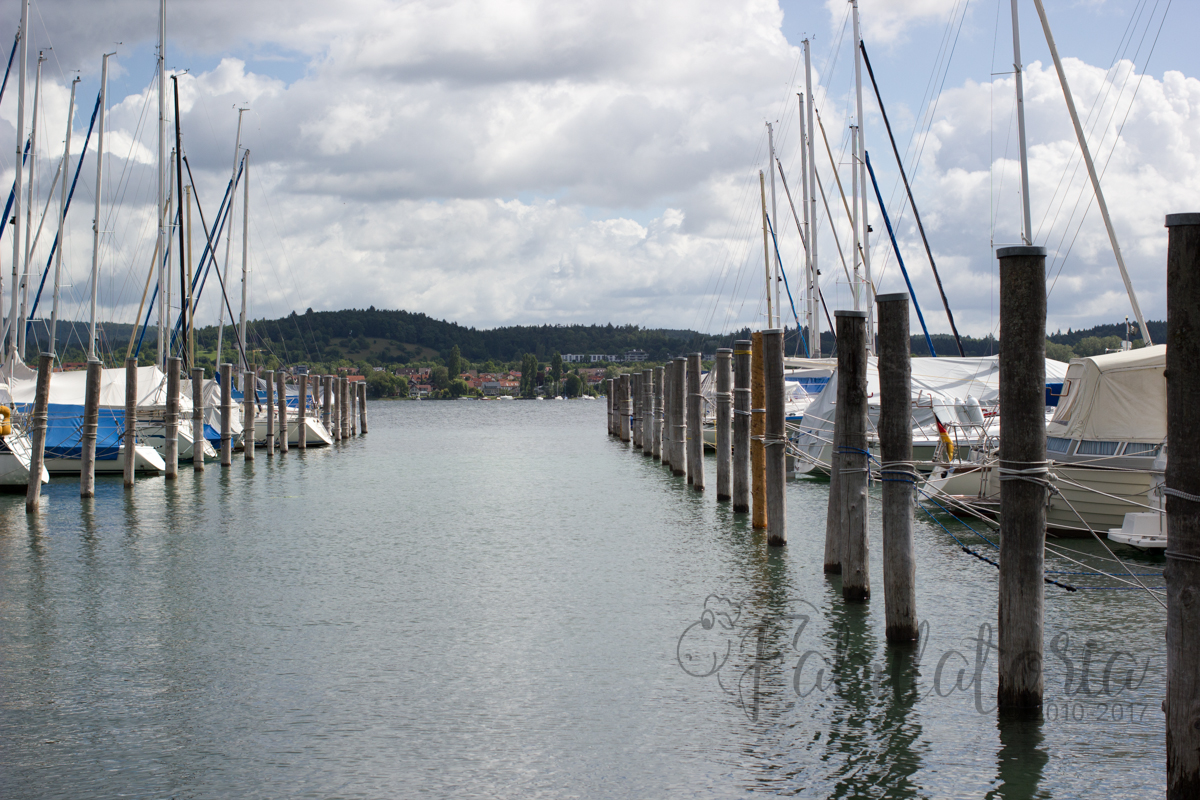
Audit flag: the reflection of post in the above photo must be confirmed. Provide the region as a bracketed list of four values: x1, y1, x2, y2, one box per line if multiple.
[763, 330, 785, 545]
[751, 333, 766, 529]
[877, 293, 918, 641]
[1165, 213, 1200, 795]
[733, 341, 751, 513]
[994, 714, 1049, 798]
[838, 309, 870, 601]
[997, 245, 1047, 709]
[715, 349, 732, 501]
[688, 353, 704, 491]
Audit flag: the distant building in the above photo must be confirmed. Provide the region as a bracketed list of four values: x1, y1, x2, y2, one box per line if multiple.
[293, 364, 310, 375]
[625, 350, 648, 362]
[563, 354, 585, 363]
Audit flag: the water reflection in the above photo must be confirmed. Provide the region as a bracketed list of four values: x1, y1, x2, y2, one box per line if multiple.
[989, 711, 1050, 800]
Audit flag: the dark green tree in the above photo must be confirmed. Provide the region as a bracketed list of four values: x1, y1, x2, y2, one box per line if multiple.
[564, 373, 583, 398]
[520, 353, 539, 398]
[430, 365, 450, 391]
[550, 352, 563, 396]
[448, 378, 470, 398]
[447, 344, 462, 379]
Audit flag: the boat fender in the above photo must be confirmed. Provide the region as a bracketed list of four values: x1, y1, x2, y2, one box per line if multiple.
[0, 405, 10, 436]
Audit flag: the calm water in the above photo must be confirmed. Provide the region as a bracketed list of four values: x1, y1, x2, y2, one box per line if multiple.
[0, 400, 1166, 798]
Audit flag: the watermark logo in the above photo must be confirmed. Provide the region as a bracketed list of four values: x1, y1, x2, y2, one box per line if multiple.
[676, 594, 1157, 723]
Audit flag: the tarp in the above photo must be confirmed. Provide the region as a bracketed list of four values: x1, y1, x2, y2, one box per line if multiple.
[1047, 345, 1165, 443]
[794, 356, 1070, 464]
[2, 365, 192, 412]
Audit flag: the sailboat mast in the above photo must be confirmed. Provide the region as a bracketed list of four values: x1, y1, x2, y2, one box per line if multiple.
[239, 148, 250, 381]
[804, 39, 818, 357]
[1010, 0, 1033, 245]
[798, 92, 812, 357]
[850, 124, 860, 311]
[156, 0, 167, 368]
[767, 122, 780, 328]
[172, 74, 187, 367]
[760, 170, 773, 328]
[1030, 0, 1151, 345]
[48, 78, 78, 358]
[6, 0, 27, 360]
[215, 109, 246, 370]
[89, 53, 111, 363]
[17, 50, 42, 359]
[852, 0, 873, 352]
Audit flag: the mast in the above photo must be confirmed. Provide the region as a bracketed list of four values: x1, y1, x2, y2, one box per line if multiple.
[89, 53, 112, 363]
[239, 148, 250, 382]
[851, 125, 860, 311]
[798, 92, 812, 357]
[17, 49, 42, 359]
[767, 122, 780, 327]
[760, 170, 773, 328]
[6, 0, 27, 361]
[852, 0, 873, 352]
[157, 0, 167, 368]
[172, 73, 188, 367]
[1010, 0, 1033, 245]
[48, 78, 78, 357]
[216, 108, 246, 370]
[1031, 0, 1151, 345]
[804, 39, 818, 357]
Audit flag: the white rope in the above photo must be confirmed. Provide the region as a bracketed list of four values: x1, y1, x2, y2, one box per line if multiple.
[1165, 487, 1200, 504]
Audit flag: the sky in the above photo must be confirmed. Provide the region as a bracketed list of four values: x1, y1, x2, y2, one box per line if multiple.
[0, 0, 1196, 345]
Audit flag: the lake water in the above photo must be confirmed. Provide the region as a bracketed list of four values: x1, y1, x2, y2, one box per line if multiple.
[0, 400, 1166, 798]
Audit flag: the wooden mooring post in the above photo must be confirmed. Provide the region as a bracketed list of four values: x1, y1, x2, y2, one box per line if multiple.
[715, 348, 732, 501]
[632, 372, 642, 449]
[350, 378, 358, 436]
[996, 245, 1047, 710]
[342, 377, 351, 440]
[642, 369, 654, 457]
[877, 293, 918, 641]
[278, 371, 289, 453]
[125, 357, 138, 486]
[672, 357, 687, 477]
[191, 367, 205, 471]
[733, 340, 751, 513]
[763, 330, 786, 545]
[823, 328, 848, 574]
[605, 379, 614, 435]
[1165, 213, 1200, 796]
[243, 369, 256, 461]
[662, 367, 673, 469]
[837, 310, 870, 600]
[265, 370, 276, 455]
[220, 363, 232, 467]
[24, 354, 52, 512]
[298, 375, 309, 449]
[751, 333, 766, 528]
[652, 366, 664, 460]
[165, 357, 180, 478]
[80, 359, 102, 497]
[322, 375, 333, 439]
[619, 373, 631, 443]
[358, 382, 368, 434]
[687, 353, 704, 491]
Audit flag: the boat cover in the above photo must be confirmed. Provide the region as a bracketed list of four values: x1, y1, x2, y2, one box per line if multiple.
[1047, 345, 1165, 443]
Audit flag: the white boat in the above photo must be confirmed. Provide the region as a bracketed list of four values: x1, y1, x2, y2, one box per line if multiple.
[0, 423, 49, 488]
[924, 347, 1166, 537]
[251, 413, 334, 448]
[794, 355, 1069, 477]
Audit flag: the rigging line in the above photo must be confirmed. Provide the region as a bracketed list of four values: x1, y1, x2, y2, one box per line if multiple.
[765, 211, 807, 356]
[860, 41, 964, 357]
[0, 32, 18, 123]
[864, 150, 936, 358]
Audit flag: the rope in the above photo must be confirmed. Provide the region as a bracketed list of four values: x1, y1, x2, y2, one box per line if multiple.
[733, 409, 753, 417]
[997, 460, 1053, 487]
[1165, 487, 1200, 504]
[880, 460, 919, 485]
[1166, 551, 1200, 565]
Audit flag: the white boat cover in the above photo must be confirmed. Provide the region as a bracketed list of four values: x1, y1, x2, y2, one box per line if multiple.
[794, 355, 1070, 463]
[1, 365, 193, 412]
[1047, 345, 1165, 443]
